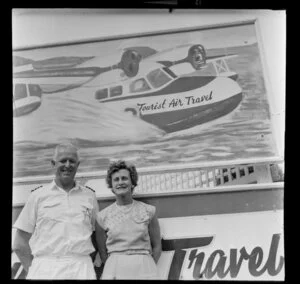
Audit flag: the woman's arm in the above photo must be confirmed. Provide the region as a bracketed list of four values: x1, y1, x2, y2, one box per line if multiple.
[95, 221, 108, 265]
[149, 213, 162, 263]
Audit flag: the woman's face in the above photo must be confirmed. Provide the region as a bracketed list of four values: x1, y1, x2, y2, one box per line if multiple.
[111, 169, 133, 196]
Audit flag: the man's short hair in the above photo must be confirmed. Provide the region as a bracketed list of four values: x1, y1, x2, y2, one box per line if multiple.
[53, 143, 80, 161]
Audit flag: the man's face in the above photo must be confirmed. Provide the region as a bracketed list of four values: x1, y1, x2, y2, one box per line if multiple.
[52, 148, 80, 186]
[111, 169, 133, 196]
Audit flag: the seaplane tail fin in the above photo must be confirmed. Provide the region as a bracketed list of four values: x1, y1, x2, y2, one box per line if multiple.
[206, 54, 239, 79]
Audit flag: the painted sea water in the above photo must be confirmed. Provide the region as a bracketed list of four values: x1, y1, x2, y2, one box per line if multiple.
[13, 24, 277, 178]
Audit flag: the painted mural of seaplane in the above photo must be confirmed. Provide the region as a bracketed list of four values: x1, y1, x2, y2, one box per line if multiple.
[13, 44, 243, 131]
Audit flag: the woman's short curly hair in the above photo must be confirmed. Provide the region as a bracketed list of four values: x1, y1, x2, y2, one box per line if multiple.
[106, 160, 138, 190]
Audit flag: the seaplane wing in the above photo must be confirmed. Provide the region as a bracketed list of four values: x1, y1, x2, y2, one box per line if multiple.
[143, 44, 207, 70]
[12, 47, 157, 93]
[13, 56, 97, 93]
[143, 44, 238, 74]
[140, 44, 239, 79]
[13, 43, 238, 94]
[206, 54, 238, 63]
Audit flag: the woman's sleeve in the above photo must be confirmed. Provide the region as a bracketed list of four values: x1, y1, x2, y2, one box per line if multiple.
[146, 204, 156, 221]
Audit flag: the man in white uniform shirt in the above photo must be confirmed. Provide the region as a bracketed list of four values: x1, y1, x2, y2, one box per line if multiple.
[12, 143, 99, 279]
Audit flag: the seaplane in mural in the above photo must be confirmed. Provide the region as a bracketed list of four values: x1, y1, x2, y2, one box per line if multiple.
[13, 44, 242, 132]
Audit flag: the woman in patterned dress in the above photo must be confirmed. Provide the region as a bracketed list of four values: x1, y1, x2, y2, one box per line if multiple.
[95, 160, 162, 279]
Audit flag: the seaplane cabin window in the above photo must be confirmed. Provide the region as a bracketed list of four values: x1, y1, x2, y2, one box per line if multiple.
[95, 88, 108, 100]
[147, 68, 172, 89]
[14, 84, 27, 100]
[28, 84, 42, 97]
[109, 85, 123, 97]
[129, 78, 151, 93]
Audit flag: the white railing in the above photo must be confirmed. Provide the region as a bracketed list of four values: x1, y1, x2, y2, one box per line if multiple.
[12, 157, 284, 207]
[13, 157, 283, 184]
[134, 164, 256, 193]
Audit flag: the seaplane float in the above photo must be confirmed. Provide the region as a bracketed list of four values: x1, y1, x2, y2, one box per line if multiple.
[13, 44, 243, 132]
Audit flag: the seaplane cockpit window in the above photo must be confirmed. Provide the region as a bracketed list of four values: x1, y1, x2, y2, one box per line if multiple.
[146, 68, 172, 89]
[163, 67, 177, 79]
[14, 84, 27, 100]
[110, 85, 123, 97]
[129, 78, 151, 93]
[95, 88, 108, 100]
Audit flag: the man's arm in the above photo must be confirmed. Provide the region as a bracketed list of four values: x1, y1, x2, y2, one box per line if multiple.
[95, 221, 108, 265]
[12, 229, 33, 272]
[149, 213, 162, 263]
[90, 231, 98, 262]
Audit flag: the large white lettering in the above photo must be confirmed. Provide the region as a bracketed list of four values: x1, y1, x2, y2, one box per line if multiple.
[162, 233, 284, 280]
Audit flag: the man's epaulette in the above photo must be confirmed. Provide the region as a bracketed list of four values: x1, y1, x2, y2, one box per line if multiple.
[85, 186, 95, 192]
[31, 185, 43, 192]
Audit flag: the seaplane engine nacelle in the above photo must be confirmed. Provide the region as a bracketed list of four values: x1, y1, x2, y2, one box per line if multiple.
[187, 44, 207, 70]
[120, 50, 142, 77]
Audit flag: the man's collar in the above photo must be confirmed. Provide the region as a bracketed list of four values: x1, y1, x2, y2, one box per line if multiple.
[50, 180, 81, 191]
[49, 180, 57, 190]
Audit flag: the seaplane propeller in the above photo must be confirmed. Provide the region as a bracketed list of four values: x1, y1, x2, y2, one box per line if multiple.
[118, 49, 142, 77]
[95, 49, 142, 78]
[157, 44, 207, 70]
[187, 44, 207, 70]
